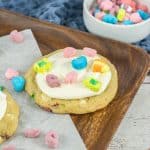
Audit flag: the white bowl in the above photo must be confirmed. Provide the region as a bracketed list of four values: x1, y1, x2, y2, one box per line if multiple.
[83, 0, 150, 43]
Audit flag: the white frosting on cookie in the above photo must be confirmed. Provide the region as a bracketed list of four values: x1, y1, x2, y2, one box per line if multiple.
[0, 91, 7, 120]
[35, 51, 112, 99]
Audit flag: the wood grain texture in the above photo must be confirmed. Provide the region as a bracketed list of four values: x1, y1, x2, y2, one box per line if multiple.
[0, 9, 150, 150]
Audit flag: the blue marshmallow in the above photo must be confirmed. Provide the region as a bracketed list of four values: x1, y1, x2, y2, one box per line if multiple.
[102, 14, 118, 24]
[72, 56, 87, 70]
[11, 76, 26, 92]
[123, 20, 133, 25]
[137, 10, 150, 20]
[94, 7, 100, 16]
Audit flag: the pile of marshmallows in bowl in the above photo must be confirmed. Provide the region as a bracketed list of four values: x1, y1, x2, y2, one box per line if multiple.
[83, 0, 150, 43]
[91, 0, 150, 25]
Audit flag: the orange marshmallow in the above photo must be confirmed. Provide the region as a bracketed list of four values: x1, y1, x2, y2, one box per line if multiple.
[92, 59, 110, 73]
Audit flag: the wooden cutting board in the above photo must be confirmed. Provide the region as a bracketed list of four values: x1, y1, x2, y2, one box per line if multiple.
[0, 9, 149, 150]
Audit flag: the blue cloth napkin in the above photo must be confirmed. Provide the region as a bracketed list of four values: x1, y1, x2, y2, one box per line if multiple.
[0, 0, 150, 52]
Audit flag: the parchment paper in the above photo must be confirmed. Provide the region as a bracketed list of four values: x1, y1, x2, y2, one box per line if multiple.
[0, 29, 86, 150]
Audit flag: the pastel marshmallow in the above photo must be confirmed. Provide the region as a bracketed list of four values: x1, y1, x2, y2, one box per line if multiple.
[92, 59, 110, 73]
[5, 68, 19, 80]
[102, 14, 118, 24]
[83, 47, 97, 57]
[46, 74, 61, 88]
[97, 0, 102, 5]
[121, 0, 132, 5]
[83, 77, 101, 92]
[117, 8, 126, 21]
[94, 8, 100, 16]
[2, 145, 16, 150]
[45, 131, 59, 149]
[11, 76, 26, 92]
[72, 56, 87, 70]
[110, 7, 116, 15]
[123, 20, 133, 25]
[95, 12, 105, 20]
[10, 30, 24, 43]
[137, 4, 148, 12]
[64, 71, 78, 84]
[63, 47, 77, 58]
[130, 1, 136, 11]
[100, 0, 114, 11]
[114, 5, 120, 12]
[126, 6, 133, 13]
[130, 12, 142, 23]
[24, 128, 41, 138]
[116, 0, 122, 5]
[34, 58, 52, 74]
[138, 10, 150, 20]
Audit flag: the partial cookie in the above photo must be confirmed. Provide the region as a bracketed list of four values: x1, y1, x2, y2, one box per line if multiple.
[0, 88, 19, 144]
[25, 48, 118, 114]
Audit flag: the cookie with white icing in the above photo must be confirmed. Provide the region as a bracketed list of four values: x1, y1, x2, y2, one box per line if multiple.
[0, 88, 19, 144]
[25, 48, 118, 114]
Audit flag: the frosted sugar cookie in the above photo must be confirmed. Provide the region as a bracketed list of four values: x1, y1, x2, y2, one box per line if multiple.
[0, 87, 19, 144]
[25, 47, 118, 114]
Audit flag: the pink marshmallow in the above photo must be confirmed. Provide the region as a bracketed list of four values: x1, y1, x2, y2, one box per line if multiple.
[24, 128, 41, 138]
[126, 6, 133, 13]
[2, 144, 16, 150]
[130, 1, 136, 11]
[130, 12, 142, 23]
[97, 0, 102, 5]
[83, 47, 97, 57]
[46, 74, 61, 88]
[45, 131, 59, 149]
[137, 4, 148, 12]
[100, 0, 114, 11]
[121, 0, 132, 6]
[110, 7, 116, 15]
[5, 68, 19, 80]
[64, 71, 78, 84]
[111, 0, 117, 2]
[114, 5, 120, 12]
[63, 47, 77, 58]
[116, 0, 122, 5]
[10, 30, 24, 43]
[95, 12, 105, 20]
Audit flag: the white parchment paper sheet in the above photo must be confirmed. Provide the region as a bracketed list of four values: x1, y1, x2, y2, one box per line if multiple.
[0, 29, 86, 150]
